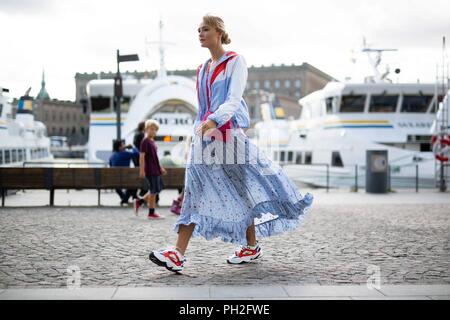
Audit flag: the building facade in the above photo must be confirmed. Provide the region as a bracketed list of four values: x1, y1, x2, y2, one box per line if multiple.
[13, 72, 90, 145]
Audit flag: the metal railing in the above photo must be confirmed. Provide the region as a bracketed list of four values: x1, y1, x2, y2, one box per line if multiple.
[283, 162, 438, 192]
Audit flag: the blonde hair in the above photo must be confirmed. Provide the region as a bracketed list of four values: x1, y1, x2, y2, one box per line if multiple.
[202, 14, 231, 45]
[145, 119, 160, 130]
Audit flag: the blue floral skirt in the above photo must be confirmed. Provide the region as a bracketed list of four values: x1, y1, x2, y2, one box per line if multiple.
[174, 128, 313, 245]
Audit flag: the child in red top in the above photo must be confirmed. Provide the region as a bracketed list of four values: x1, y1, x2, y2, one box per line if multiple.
[134, 119, 167, 219]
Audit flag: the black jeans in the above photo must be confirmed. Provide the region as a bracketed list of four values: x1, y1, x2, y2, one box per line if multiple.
[115, 189, 137, 203]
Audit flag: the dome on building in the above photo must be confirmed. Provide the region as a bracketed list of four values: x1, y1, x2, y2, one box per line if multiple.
[36, 70, 50, 100]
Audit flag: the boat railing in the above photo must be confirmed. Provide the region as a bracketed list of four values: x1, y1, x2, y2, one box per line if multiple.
[288, 162, 441, 192]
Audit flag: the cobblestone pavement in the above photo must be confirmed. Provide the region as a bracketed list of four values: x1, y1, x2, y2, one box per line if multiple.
[0, 201, 449, 288]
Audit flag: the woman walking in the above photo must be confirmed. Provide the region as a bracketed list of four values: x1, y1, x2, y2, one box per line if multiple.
[149, 14, 313, 273]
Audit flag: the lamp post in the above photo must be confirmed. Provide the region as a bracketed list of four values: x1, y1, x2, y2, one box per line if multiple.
[113, 49, 139, 147]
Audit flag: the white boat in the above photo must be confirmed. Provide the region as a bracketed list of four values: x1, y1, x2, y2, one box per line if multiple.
[253, 45, 444, 188]
[0, 87, 53, 167]
[87, 20, 197, 165]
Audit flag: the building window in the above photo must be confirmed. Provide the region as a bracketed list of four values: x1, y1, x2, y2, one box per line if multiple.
[254, 81, 260, 89]
[284, 80, 291, 88]
[264, 80, 271, 89]
[295, 79, 301, 88]
[295, 92, 301, 98]
[274, 80, 280, 89]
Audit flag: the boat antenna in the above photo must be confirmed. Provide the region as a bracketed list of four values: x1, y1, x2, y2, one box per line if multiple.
[361, 39, 397, 83]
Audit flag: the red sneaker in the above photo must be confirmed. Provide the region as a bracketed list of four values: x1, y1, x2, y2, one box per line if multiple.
[134, 198, 142, 216]
[148, 212, 164, 219]
[227, 243, 263, 264]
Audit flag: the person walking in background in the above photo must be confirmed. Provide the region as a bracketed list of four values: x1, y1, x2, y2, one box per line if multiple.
[109, 139, 139, 206]
[134, 119, 167, 219]
[149, 14, 313, 273]
[132, 121, 145, 168]
[132, 121, 152, 201]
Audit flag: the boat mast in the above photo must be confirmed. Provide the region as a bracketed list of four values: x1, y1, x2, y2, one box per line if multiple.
[435, 36, 449, 192]
[145, 17, 175, 79]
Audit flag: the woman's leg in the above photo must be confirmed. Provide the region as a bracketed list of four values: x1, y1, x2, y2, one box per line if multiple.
[246, 222, 257, 246]
[175, 224, 195, 255]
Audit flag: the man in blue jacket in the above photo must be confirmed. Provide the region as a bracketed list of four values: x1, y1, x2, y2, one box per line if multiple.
[109, 139, 140, 205]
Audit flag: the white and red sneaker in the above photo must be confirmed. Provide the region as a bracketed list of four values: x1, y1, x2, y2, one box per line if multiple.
[227, 243, 263, 264]
[147, 212, 164, 219]
[149, 247, 186, 273]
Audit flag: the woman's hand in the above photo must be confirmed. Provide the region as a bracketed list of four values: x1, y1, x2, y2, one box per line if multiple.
[139, 170, 145, 179]
[195, 119, 217, 137]
[161, 167, 167, 175]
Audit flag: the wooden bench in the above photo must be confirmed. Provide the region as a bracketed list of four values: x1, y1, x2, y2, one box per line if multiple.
[0, 167, 186, 206]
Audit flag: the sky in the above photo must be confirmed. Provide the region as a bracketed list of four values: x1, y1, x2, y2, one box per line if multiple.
[0, 0, 449, 101]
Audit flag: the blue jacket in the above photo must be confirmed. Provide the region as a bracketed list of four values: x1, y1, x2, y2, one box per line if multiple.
[195, 51, 250, 133]
[109, 148, 139, 167]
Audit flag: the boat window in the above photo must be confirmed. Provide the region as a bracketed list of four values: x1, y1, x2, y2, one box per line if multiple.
[280, 151, 286, 162]
[273, 151, 278, 161]
[121, 96, 131, 112]
[12, 149, 17, 162]
[91, 97, 111, 112]
[288, 151, 293, 162]
[5, 150, 10, 163]
[401, 95, 433, 113]
[305, 151, 312, 164]
[340, 95, 365, 112]
[0, 150, 3, 164]
[331, 151, 344, 167]
[295, 152, 302, 164]
[0, 103, 3, 117]
[326, 97, 333, 114]
[18, 149, 23, 162]
[369, 95, 398, 112]
[431, 95, 445, 113]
